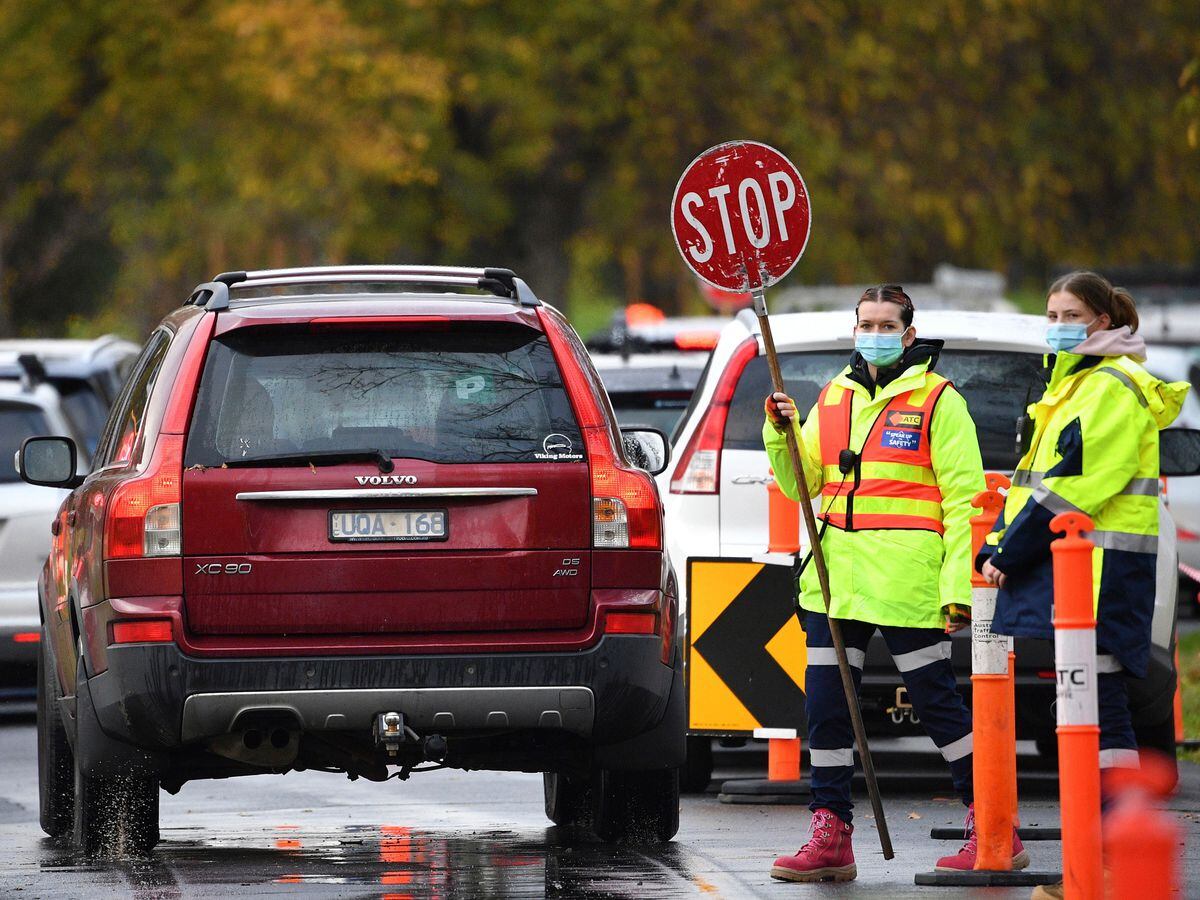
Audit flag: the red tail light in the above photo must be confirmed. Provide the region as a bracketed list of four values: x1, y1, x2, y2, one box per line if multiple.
[604, 611, 658, 634]
[670, 337, 758, 494]
[12, 632, 40, 643]
[111, 620, 173, 644]
[538, 308, 662, 549]
[104, 434, 184, 559]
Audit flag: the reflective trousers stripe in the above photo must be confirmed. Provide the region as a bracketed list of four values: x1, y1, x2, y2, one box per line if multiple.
[892, 641, 952, 673]
[938, 732, 973, 763]
[810, 748, 855, 768]
[1095, 654, 1122, 674]
[1099, 748, 1140, 769]
[807, 646, 866, 669]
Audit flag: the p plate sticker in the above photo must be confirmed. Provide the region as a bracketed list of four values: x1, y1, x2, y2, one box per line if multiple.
[881, 428, 921, 452]
[535, 433, 584, 461]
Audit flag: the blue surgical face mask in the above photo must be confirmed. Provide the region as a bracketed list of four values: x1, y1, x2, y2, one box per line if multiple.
[1045, 319, 1095, 353]
[855, 332, 905, 367]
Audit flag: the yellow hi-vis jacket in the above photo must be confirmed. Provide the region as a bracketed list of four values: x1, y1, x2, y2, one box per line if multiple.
[981, 349, 1187, 675]
[764, 357, 986, 629]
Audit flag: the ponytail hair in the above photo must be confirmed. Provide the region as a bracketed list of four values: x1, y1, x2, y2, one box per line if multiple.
[1048, 271, 1139, 333]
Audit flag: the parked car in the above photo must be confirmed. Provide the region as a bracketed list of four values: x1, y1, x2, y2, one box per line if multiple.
[666, 308, 1192, 787]
[23, 265, 683, 855]
[0, 376, 89, 687]
[590, 350, 708, 436]
[586, 307, 730, 355]
[0, 335, 140, 456]
[1143, 343, 1200, 610]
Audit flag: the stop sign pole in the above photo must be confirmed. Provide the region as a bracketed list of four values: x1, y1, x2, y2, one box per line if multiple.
[672, 141, 893, 860]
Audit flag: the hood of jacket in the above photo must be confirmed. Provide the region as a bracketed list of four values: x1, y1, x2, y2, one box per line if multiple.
[1071, 325, 1147, 362]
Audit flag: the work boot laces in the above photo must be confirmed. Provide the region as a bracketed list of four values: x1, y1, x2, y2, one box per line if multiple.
[799, 810, 839, 853]
[955, 807, 978, 857]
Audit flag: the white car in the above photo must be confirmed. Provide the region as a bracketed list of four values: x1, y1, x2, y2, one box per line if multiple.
[666, 308, 1187, 785]
[1143, 343, 1200, 602]
[0, 378, 89, 673]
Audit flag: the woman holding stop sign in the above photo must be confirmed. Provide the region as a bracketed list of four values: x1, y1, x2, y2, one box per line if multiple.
[763, 285, 1025, 882]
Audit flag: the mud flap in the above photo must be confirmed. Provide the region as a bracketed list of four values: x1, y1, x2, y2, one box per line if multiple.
[592, 650, 685, 770]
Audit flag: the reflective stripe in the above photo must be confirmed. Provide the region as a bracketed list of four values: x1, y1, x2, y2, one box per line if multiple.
[1031, 483, 1084, 515]
[1011, 469, 1046, 489]
[823, 494, 944, 521]
[810, 748, 855, 768]
[1098, 367, 1148, 407]
[891, 641, 952, 673]
[1096, 654, 1123, 674]
[1090, 530, 1158, 554]
[822, 512, 945, 534]
[1098, 748, 1140, 769]
[807, 647, 866, 669]
[938, 732, 973, 763]
[1121, 478, 1160, 497]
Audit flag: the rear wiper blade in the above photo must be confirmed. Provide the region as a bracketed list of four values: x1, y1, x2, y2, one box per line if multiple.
[223, 449, 395, 473]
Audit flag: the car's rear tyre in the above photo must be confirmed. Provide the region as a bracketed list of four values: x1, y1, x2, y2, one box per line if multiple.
[543, 772, 592, 828]
[591, 768, 680, 844]
[73, 758, 160, 857]
[37, 639, 74, 837]
[680, 736, 713, 793]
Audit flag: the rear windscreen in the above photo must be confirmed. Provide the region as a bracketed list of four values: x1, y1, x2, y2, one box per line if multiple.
[0, 403, 51, 483]
[185, 325, 584, 466]
[725, 349, 1047, 471]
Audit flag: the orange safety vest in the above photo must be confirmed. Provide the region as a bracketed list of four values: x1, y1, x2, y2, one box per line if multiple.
[816, 375, 952, 534]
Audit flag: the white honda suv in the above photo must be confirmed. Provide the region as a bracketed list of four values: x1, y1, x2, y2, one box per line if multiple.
[665, 307, 1187, 785]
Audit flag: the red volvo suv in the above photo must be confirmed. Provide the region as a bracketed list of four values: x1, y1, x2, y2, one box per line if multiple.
[20, 266, 683, 855]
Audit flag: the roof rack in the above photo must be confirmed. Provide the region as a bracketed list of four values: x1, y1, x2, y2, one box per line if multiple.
[186, 265, 541, 312]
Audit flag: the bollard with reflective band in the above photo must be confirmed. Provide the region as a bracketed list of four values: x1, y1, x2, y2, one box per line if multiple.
[969, 473, 1017, 872]
[1104, 756, 1181, 898]
[1050, 512, 1103, 900]
[719, 477, 808, 804]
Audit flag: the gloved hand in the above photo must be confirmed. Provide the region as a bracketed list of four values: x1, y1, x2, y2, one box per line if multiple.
[943, 603, 971, 634]
[765, 391, 796, 430]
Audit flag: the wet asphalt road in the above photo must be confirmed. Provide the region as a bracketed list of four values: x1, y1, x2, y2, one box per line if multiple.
[0, 717, 1196, 899]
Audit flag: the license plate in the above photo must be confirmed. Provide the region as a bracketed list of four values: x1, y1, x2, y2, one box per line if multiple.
[328, 509, 448, 542]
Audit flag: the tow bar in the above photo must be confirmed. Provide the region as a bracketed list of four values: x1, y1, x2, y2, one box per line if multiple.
[373, 711, 449, 764]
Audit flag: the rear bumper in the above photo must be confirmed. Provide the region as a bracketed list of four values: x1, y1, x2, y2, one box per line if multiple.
[85, 634, 677, 754]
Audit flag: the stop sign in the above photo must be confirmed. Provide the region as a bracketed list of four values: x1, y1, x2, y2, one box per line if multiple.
[671, 141, 811, 293]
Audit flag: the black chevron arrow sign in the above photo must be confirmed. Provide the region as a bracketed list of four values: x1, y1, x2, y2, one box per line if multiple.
[691, 562, 807, 730]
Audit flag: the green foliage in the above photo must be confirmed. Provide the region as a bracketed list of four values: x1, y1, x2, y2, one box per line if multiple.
[1180, 625, 1200, 763]
[0, 1, 1197, 337]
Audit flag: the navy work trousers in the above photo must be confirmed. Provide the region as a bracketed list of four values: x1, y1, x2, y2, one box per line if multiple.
[803, 612, 973, 824]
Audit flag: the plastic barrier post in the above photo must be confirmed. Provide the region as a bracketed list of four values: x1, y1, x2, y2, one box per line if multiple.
[969, 473, 1017, 872]
[916, 475, 1058, 888]
[1104, 756, 1181, 898]
[719, 476, 809, 805]
[1050, 512, 1103, 900]
[767, 474, 801, 554]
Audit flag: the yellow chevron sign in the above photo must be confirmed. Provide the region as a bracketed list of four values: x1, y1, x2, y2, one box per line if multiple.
[687, 558, 808, 734]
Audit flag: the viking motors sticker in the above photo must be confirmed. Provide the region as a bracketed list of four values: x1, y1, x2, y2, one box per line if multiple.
[534, 433, 583, 461]
[881, 428, 921, 451]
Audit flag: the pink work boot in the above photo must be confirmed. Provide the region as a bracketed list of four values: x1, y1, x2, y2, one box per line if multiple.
[935, 804, 1030, 871]
[770, 808, 857, 882]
